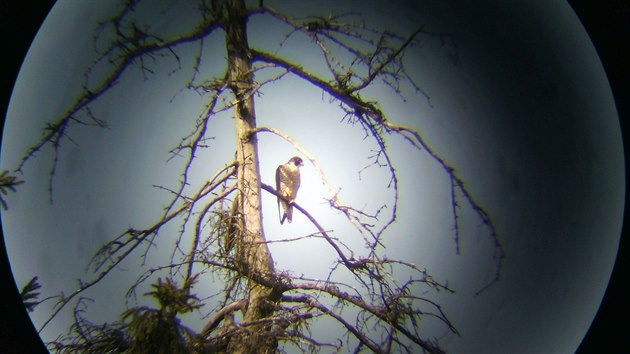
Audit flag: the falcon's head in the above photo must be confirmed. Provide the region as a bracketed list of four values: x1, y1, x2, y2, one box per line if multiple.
[289, 156, 304, 167]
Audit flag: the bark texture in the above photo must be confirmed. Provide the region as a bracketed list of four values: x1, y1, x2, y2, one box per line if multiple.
[224, 0, 277, 352]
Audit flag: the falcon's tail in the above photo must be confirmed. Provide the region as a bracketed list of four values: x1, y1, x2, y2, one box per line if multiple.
[278, 199, 291, 224]
[278, 197, 282, 224]
[285, 204, 293, 224]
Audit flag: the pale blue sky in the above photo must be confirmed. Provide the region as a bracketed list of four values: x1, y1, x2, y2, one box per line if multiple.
[1, 1, 624, 352]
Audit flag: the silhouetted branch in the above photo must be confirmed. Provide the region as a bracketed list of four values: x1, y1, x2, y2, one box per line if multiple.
[0, 170, 24, 210]
[251, 47, 504, 294]
[15, 6, 224, 201]
[253, 126, 389, 249]
[20, 276, 41, 312]
[261, 182, 455, 353]
[17, 2, 503, 352]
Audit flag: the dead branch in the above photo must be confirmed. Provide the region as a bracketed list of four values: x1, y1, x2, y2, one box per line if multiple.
[18, 3, 503, 353]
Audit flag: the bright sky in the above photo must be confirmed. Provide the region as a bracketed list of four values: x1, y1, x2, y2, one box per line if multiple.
[0, 1, 624, 353]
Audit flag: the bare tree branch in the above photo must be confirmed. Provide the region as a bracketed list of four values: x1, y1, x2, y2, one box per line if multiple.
[16, 2, 504, 352]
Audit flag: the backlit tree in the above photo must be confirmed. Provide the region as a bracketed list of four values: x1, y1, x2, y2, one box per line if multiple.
[15, 1, 503, 353]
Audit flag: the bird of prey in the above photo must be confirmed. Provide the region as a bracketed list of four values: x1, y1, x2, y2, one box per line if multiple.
[276, 156, 304, 224]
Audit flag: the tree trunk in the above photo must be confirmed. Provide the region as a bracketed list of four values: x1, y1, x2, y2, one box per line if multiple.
[223, 0, 277, 352]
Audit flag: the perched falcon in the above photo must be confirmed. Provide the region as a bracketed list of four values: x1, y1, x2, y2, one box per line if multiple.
[276, 156, 304, 224]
